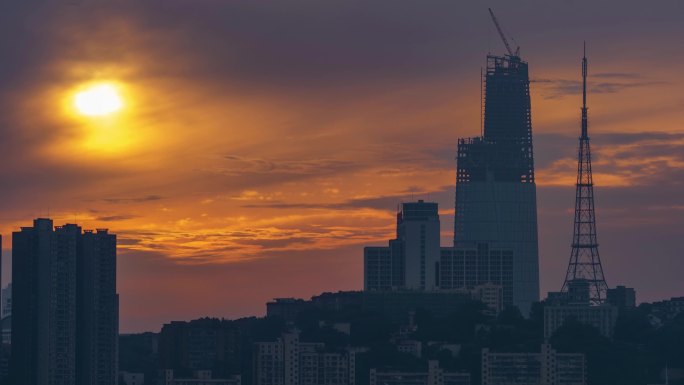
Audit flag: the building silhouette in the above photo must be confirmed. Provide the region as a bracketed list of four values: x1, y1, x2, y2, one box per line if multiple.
[364, 200, 440, 291]
[77, 228, 119, 385]
[1, 283, 11, 319]
[363, 201, 513, 314]
[253, 330, 364, 385]
[158, 318, 242, 378]
[370, 360, 471, 385]
[482, 344, 586, 385]
[454, 52, 540, 317]
[606, 286, 636, 309]
[161, 369, 241, 385]
[543, 302, 617, 339]
[10, 219, 118, 385]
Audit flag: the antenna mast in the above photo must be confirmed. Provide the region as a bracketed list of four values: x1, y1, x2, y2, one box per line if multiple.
[561, 43, 609, 304]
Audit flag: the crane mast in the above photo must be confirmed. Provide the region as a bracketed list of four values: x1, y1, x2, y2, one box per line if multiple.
[488, 8, 520, 57]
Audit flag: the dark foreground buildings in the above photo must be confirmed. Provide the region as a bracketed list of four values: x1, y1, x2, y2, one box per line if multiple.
[10, 218, 118, 385]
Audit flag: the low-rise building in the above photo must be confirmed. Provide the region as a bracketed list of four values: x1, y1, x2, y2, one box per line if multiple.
[266, 298, 310, 323]
[158, 318, 241, 378]
[482, 344, 585, 385]
[471, 284, 504, 316]
[543, 304, 618, 339]
[394, 339, 422, 358]
[162, 370, 240, 385]
[650, 297, 684, 322]
[1, 283, 11, 318]
[253, 330, 365, 385]
[1, 316, 10, 345]
[120, 371, 145, 385]
[606, 286, 636, 309]
[370, 360, 470, 385]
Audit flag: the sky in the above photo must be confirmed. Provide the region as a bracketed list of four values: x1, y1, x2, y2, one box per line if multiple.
[0, 0, 682, 333]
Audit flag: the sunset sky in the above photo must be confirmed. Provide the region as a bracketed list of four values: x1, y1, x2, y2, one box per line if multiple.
[0, 0, 682, 333]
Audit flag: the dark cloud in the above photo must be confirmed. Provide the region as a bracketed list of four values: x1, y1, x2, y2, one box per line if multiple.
[102, 195, 163, 204]
[536, 131, 684, 171]
[533, 77, 667, 99]
[220, 156, 358, 177]
[95, 214, 138, 222]
[240, 185, 454, 212]
[593, 72, 643, 79]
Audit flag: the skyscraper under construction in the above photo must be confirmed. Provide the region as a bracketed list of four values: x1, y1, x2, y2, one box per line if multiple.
[454, 12, 539, 316]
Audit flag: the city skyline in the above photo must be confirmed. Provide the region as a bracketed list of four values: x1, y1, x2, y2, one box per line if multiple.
[0, 1, 683, 333]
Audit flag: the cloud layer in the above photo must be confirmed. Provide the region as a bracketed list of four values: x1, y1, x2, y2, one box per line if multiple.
[0, 0, 682, 332]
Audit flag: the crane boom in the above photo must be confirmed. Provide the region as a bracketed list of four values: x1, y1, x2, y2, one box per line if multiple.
[488, 8, 518, 57]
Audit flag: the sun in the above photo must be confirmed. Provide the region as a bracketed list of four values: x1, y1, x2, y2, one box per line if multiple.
[74, 84, 123, 116]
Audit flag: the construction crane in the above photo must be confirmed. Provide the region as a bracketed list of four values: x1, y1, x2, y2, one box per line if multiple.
[488, 8, 520, 57]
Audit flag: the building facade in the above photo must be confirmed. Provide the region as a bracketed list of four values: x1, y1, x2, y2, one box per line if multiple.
[364, 201, 440, 291]
[162, 370, 241, 385]
[482, 344, 585, 385]
[543, 304, 618, 339]
[370, 360, 470, 385]
[454, 54, 540, 317]
[606, 286, 636, 309]
[10, 219, 118, 385]
[440, 244, 513, 308]
[159, 318, 242, 378]
[1, 283, 11, 319]
[120, 371, 145, 385]
[266, 298, 310, 323]
[1, 284, 10, 346]
[77, 228, 119, 385]
[253, 330, 363, 385]
[363, 201, 513, 314]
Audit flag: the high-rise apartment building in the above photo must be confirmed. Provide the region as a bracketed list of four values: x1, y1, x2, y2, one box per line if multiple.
[396, 201, 441, 290]
[10, 219, 118, 385]
[454, 53, 540, 317]
[77, 228, 118, 385]
[364, 200, 439, 291]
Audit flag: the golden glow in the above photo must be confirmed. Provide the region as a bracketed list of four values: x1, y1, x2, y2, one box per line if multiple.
[74, 84, 123, 116]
